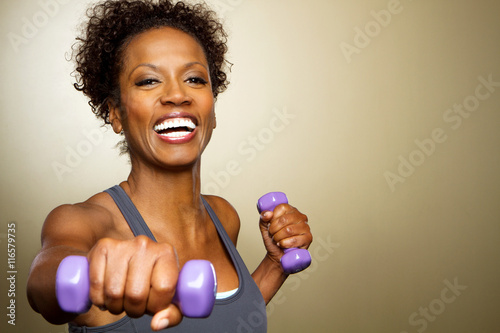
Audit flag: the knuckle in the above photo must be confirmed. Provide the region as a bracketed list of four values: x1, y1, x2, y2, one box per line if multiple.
[286, 237, 299, 247]
[276, 214, 290, 228]
[93, 241, 110, 256]
[126, 287, 147, 303]
[89, 278, 103, 291]
[126, 287, 147, 302]
[90, 238, 118, 259]
[153, 280, 176, 296]
[134, 235, 151, 249]
[104, 286, 123, 301]
[276, 203, 289, 212]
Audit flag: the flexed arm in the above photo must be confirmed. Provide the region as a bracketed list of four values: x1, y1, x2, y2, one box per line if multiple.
[252, 192, 313, 303]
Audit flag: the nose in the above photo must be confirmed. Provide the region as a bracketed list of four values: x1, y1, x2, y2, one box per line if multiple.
[160, 80, 192, 106]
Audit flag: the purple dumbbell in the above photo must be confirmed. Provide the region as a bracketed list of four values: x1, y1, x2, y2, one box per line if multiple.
[56, 256, 217, 318]
[257, 192, 312, 274]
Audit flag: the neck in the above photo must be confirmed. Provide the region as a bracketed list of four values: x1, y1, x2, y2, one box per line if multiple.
[121, 157, 205, 226]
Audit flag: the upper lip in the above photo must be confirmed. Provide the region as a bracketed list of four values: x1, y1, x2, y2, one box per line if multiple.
[153, 112, 198, 132]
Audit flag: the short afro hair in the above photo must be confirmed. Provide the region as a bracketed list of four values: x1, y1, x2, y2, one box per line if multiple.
[72, 0, 230, 125]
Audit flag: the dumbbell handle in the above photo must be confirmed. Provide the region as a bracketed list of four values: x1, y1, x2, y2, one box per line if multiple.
[56, 256, 217, 318]
[257, 192, 312, 274]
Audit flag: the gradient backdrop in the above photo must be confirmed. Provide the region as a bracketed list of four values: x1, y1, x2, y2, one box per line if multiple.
[1, 0, 499, 332]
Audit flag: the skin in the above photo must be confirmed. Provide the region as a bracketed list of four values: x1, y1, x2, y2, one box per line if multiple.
[27, 27, 312, 331]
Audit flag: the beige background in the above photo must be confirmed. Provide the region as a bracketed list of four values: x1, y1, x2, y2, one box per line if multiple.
[1, 0, 499, 332]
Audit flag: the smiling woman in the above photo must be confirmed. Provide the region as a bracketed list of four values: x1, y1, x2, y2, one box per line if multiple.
[108, 27, 216, 169]
[71, 0, 229, 154]
[25, 1, 312, 332]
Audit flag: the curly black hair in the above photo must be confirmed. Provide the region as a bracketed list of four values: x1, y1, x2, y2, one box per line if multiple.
[72, 0, 230, 125]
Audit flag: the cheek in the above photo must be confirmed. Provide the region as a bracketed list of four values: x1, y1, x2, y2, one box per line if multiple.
[203, 95, 215, 122]
[120, 95, 152, 126]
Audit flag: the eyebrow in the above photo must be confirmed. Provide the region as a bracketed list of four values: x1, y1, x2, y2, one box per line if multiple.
[184, 61, 208, 70]
[128, 63, 158, 79]
[128, 62, 208, 79]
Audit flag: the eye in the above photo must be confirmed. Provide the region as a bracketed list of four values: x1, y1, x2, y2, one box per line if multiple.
[186, 76, 208, 85]
[135, 78, 160, 87]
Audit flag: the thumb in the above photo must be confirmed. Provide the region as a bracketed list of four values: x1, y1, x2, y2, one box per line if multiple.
[259, 210, 273, 223]
[150, 304, 183, 331]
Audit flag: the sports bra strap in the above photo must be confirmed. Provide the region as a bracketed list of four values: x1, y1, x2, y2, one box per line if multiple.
[104, 185, 157, 241]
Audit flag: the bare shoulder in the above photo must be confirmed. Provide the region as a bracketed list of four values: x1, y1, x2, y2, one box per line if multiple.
[41, 191, 120, 252]
[203, 195, 241, 244]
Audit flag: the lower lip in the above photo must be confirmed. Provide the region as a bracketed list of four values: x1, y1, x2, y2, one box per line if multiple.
[155, 128, 196, 144]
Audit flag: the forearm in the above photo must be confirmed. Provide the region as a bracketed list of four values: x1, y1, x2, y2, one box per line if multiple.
[251, 254, 287, 304]
[27, 246, 86, 324]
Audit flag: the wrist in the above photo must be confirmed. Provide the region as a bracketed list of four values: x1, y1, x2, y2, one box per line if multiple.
[253, 254, 288, 304]
[264, 253, 286, 275]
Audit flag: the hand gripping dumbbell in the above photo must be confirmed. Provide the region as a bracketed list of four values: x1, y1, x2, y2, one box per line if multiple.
[56, 256, 217, 318]
[257, 192, 312, 274]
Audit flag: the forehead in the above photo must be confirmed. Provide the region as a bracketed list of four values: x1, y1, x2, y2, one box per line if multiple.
[121, 27, 208, 70]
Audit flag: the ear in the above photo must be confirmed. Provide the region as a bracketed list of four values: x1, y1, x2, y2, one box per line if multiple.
[108, 99, 123, 134]
[213, 110, 217, 129]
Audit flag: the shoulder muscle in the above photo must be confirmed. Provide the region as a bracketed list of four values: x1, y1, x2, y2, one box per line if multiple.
[41, 192, 114, 252]
[203, 195, 240, 245]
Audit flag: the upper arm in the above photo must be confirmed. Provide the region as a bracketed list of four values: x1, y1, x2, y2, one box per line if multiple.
[40, 203, 104, 253]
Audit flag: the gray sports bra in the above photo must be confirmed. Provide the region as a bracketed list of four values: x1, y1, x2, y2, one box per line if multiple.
[68, 185, 267, 332]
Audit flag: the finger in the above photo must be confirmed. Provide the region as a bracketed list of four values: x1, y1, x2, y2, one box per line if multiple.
[122, 251, 154, 317]
[270, 203, 289, 219]
[259, 210, 273, 224]
[150, 303, 183, 331]
[275, 233, 313, 250]
[268, 209, 307, 236]
[102, 253, 128, 314]
[271, 220, 310, 245]
[147, 250, 179, 314]
[87, 242, 129, 312]
[87, 246, 107, 309]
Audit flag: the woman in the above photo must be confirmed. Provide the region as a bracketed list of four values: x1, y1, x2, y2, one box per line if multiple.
[27, 0, 312, 332]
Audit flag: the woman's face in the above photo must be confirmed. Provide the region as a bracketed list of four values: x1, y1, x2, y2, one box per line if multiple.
[110, 27, 215, 170]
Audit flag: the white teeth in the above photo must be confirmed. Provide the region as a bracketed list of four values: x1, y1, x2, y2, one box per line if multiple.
[154, 118, 196, 133]
[159, 131, 192, 138]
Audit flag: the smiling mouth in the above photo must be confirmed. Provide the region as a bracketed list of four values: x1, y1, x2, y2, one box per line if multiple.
[153, 117, 196, 138]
